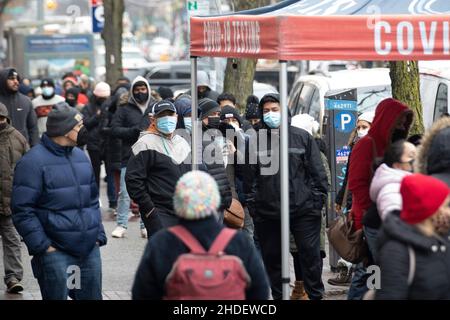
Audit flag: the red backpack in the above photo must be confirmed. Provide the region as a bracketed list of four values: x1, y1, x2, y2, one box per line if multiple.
[164, 225, 250, 300]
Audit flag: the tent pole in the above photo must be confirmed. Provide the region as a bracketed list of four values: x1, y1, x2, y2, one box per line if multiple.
[279, 60, 290, 300]
[191, 56, 199, 171]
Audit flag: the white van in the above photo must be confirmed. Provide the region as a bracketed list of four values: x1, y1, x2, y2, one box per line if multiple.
[288, 67, 450, 132]
[418, 61, 450, 128]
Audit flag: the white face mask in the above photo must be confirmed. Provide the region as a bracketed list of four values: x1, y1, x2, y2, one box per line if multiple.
[357, 128, 369, 138]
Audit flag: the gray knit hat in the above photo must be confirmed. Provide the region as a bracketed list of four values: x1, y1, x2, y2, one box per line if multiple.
[0, 102, 9, 119]
[199, 98, 220, 120]
[46, 102, 83, 137]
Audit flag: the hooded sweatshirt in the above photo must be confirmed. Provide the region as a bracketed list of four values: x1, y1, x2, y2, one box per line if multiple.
[32, 93, 65, 137]
[0, 68, 39, 146]
[416, 117, 450, 187]
[369, 163, 412, 221]
[348, 98, 413, 230]
[111, 76, 155, 167]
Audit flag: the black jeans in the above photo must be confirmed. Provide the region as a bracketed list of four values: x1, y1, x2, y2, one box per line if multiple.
[255, 214, 324, 300]
[88, 150, 102, 188]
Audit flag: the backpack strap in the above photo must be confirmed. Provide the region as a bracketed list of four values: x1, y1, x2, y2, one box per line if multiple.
[407, 245, 416, 286]
[168, 226, 206, 254]
[208, 228, 237, 255]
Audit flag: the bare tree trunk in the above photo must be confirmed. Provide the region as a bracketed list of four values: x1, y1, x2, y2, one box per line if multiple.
[223, 0, 271, 111]
[389, 61, 424, 135]
[102, 0, 124, 86]
[224, 58, 257, 110]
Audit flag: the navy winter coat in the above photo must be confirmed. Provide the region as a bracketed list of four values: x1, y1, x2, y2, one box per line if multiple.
[132, 216, 270, 300]
[11, 134, 107, 258]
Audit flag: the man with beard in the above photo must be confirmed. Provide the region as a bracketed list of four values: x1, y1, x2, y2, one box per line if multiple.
[110, 76, 155, 239]
[0, 68, 38, 146]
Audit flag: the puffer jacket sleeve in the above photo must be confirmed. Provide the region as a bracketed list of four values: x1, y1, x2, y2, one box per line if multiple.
[206, 163, 232, 211]
[125, 148, 156, 216]
[11, 156, 51, 256]
[370, 165, 406, 221]
[89, 173, 107, 246]
[376, 240, 410, 300]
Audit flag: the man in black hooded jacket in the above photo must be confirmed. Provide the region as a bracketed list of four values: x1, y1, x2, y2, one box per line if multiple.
[0, 68, 39, 146]
[244, 93, 328, 300]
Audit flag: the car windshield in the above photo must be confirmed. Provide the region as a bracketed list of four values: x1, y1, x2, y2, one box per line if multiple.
[356, 85, 392, 113]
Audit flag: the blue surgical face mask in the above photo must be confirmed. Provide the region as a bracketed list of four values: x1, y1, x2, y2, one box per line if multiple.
[42, 87, 54, 98]
[184, 117, 192, 132]
[157, 116, 177, 134]
[263, 111, 281, 129]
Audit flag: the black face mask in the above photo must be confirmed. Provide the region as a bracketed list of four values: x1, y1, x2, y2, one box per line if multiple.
[392, 129, 406, 142]
[0, 122, 7, 131]
[76, 127, 89, 147]
[66, 98, 77, 107]
[134, 92, 149, 104]
[207, 116, 220, 129]
[96, 97, 107, 106]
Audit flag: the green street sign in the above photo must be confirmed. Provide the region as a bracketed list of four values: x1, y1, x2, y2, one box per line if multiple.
[188, 1, 198, 11]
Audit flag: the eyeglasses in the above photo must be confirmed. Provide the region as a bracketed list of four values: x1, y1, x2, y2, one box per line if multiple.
[7, 76, 18, 81]
[401, 159, 415, 166]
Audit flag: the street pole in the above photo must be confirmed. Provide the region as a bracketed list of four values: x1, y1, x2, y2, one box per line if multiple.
[191, 56, 199, 171]
[279, 60, 290, 300]
[37, 0, 44, 33]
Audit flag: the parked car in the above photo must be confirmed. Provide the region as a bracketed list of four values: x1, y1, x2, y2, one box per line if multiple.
[288, 67, 450, 133]
[142, 60, 209, 90]
[419, 61, 450, 128]
[288, 68, 391, 134]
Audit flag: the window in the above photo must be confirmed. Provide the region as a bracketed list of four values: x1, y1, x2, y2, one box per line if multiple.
[308, 89, 321, 121]
[147, 69, 171, 80]
[434, 83, 448, 121]
[175, 71, 191, 79]
[297, 84, 315, 114]
[288, 82, 303, 115]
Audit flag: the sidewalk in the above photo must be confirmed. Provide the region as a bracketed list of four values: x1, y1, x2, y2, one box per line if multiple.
[0, 184, 348, 300]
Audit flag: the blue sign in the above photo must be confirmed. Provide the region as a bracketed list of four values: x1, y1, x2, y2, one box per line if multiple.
[336, 146, 351, 158]
[325, 99, 357, 111]
[92, 5, 104, 33]
[334, 111, 356, 133]
[26, 35, 93, 53]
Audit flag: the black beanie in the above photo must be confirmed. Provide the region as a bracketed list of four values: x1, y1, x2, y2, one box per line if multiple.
[199, 98, 221, 120]
[245, 103, 260, 120]
[221, 105, 242, 126]
[46, 102, 83, 137]
[157, 86, 174, 100]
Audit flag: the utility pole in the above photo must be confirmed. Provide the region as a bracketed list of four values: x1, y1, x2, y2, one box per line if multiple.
[37, 0, 44, 33]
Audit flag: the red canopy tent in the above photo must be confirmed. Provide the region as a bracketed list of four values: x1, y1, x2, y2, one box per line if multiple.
[191, 0, 450, 61]
[188, 0, 450, 300]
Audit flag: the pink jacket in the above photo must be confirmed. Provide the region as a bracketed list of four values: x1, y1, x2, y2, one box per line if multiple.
[369, 164, 411, 220]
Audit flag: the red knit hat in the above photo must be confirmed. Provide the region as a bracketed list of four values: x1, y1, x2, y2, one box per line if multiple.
[400, 174, 449, 225]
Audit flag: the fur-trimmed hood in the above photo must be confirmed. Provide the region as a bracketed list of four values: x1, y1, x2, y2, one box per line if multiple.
[416, 116, 450, 186]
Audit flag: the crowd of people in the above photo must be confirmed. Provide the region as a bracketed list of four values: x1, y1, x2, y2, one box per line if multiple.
[0, 66, 449, 300]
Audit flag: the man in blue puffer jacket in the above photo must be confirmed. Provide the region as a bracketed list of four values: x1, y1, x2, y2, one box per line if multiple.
[11, 102, 107, 300]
